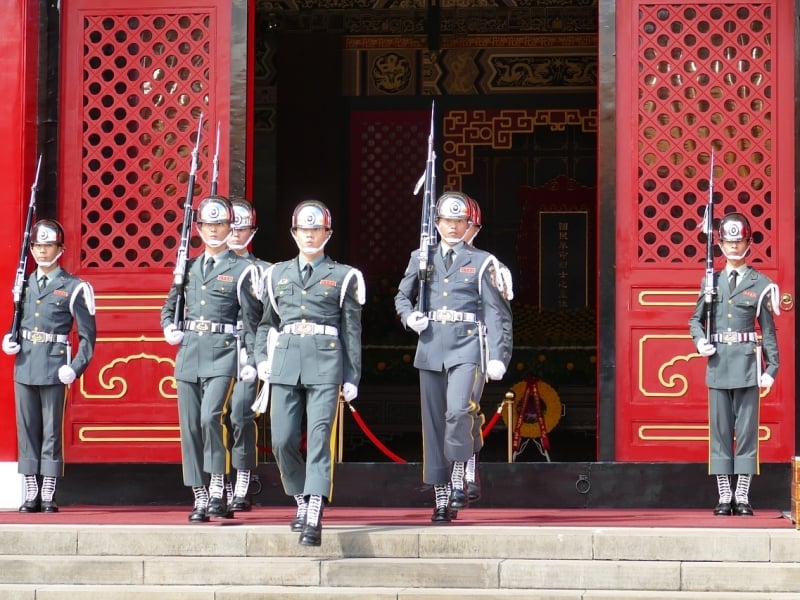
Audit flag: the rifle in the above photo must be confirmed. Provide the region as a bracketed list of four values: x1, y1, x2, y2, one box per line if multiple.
[702, 149, 716, 337]
[172, 114, 204, 328]
[413, 100, 437, 313]
[10, 154, 43, 343]
[210, 121, 220, 196]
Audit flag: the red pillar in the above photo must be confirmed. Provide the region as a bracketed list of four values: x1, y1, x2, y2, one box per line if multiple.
[0, 0, 40, 463]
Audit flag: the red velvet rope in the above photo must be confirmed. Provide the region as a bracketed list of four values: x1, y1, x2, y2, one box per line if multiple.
[345, 403, 408, 463]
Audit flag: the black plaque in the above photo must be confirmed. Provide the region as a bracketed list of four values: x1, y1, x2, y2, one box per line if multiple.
[538, 211, 588, 309]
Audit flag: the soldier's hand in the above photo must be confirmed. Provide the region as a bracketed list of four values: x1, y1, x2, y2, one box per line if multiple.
[406, 311, 429, 333]
[239, 365, 257, 382]
[758, 373, 774, 388]
[2, 334, 20, 355]
[342, 382, 358, 402]
[696, 338, 716, 357]
[486, 359, 506, 381]
[163, 324, 184, 346]
[58, 365, 77, 385]
[257, 361, 270, 382]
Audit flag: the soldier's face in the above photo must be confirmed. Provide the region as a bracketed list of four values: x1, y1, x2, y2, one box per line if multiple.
[32, 243, 61, 263]
[436, 217, 469, 243]
[199, 221, 231, 243]
[229, 227, 254, 246]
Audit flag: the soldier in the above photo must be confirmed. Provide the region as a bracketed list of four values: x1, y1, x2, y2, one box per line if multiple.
[462, 195, 514, 502]
[161, 195, 261, 523]
[223, 197, 270, 512]
[395, 192, 510, 522]
[2, 219, 97, 513]
[255, 199, 364, 546]
[689, 212, 780, 517]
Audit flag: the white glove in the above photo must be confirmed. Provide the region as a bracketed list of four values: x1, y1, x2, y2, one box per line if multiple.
[696, 338, 716, 357]
[163, 324, 184, 346]
[406, 311, 429, 333]
[486, 359, 506, 381]
[239, 365, 257, 383]
[257, 361, 270, 382]
[2, 334, 20, 355]
[58, 365, 77, 385]
[758, 372, 774, 388]
[342, 382, 358, 402]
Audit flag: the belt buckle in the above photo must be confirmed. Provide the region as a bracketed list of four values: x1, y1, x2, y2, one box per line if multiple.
[30, 332, 45, 343]
[194, 321, 210, 332]
[438, 310, 454, 322]
[296, 322, 314, 335]
[722, 331, 737, 343]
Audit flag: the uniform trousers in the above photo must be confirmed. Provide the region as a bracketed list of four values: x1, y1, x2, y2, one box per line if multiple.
[177, 376, 235, 487]
[15, 382, 67, 477]
[270, 382, 339, 499]
[227, 378, 258, 470]
[419, 363, 481, 484]
[708, 385, 760, 475]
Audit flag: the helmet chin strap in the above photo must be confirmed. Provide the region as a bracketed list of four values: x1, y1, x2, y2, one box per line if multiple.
[719, 243, 751, 261]
[33, 249, 64, 268]
[197, 227, 232, 248]
[291, 230, 332, 255]
[228, 229, 257, 251]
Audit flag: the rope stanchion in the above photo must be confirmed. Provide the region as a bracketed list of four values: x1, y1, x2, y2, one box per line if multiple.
[336, 394, 345, 464]
[505, 391, 514, 463]
[344, 402, 407, 463]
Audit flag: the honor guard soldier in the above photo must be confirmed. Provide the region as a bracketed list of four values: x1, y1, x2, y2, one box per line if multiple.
[161, 195, 262, 522]
[2, 219, 97, 512]
[689, 212, 780, 517]
[395, 192, 511, 522]
[224, 197, 270, 511]
[255, 200, 364, 546]
[462, 195, 514, 502]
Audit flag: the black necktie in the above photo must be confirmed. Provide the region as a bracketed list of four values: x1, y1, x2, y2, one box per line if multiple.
[203, 257, 214, 277]
[729, 270, 738, 293]
[302, 264, 312, 284]
[444, 249, 454, 270]
[38, 275, 48, 290]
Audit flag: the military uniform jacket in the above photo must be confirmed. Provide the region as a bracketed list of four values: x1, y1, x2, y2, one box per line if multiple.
[255, 256, 363, 387]
[14, 267, 96, 385]
[160, 250, 261, 382]
[238, 251, 271, 360]
[395, 245, 510, 371]
[688, 265, 779, 389]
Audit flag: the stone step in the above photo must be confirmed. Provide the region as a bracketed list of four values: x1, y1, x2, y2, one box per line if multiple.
[1, 586, 800, 600]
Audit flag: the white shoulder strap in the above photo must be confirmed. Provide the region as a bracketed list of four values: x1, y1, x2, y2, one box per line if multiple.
[477, 254, 502, 296]
[341, 267, 366, 306]
[757, 282, 780, 318]
[70, 281, 96, 316]
[237, 263, 260, 304]
[264, 264, 279, 315]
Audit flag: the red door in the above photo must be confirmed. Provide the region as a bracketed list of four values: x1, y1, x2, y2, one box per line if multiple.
[58, 0, 233, 461]
[615, 1, 795, 462]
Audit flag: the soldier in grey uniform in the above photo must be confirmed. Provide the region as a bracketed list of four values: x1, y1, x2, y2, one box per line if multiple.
[2, 219, 96, 513]
[224, 197, 270, 512]
[255, 199, 364, 546]
[395, 192, 510, 523]
[161, 196, 262, 523]
[689, 212, 780, 517]
[462, 195, 514, 502]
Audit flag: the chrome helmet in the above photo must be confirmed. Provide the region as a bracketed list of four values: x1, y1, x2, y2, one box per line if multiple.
[195, 195, 232, 224]
[230, 197, 257, 230]
[30, 219, 65, 246]
[435, 192, 472, 222]
[292, 200, 332, 230]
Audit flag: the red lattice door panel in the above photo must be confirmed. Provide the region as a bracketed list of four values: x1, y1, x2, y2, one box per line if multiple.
[58, 0, 232, 462]
[615, 1, 795, 462]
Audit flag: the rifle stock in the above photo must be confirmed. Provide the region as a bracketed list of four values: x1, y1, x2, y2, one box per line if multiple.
[415, 101, 437, 313]
[172, 114, 204, 328]
[10, 154, 43, 342]
[703, 149, 716, 337]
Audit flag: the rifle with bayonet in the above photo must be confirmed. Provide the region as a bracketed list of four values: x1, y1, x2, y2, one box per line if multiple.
[10, 154, 43, 343]
[702, 149, 716, 337]
[413, 101, 438, 313]
[171, 114, 204, 328]
[210, 121, 220, 196]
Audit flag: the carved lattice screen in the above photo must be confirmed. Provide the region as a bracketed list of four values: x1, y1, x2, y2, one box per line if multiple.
[79, 12, 213, 268]
[638, 3, 774, 264]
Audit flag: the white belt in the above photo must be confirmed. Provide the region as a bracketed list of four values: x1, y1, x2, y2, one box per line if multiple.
[710, 331, 758, 344]
[184, 319, 238, 334]
[282, 322, 338, 336]
[427, 310, 478, 323]
[21, 329, 69, 344]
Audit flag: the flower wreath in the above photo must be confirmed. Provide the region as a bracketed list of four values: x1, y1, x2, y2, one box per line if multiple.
[502, 379, 562, 439]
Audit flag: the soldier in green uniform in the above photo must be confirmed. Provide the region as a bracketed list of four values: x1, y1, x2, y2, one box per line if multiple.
[255, 199, 364, 546]
[2, 219, 97, 513]
[689, 212, 780, 517]
[161, 196, 262, 523]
